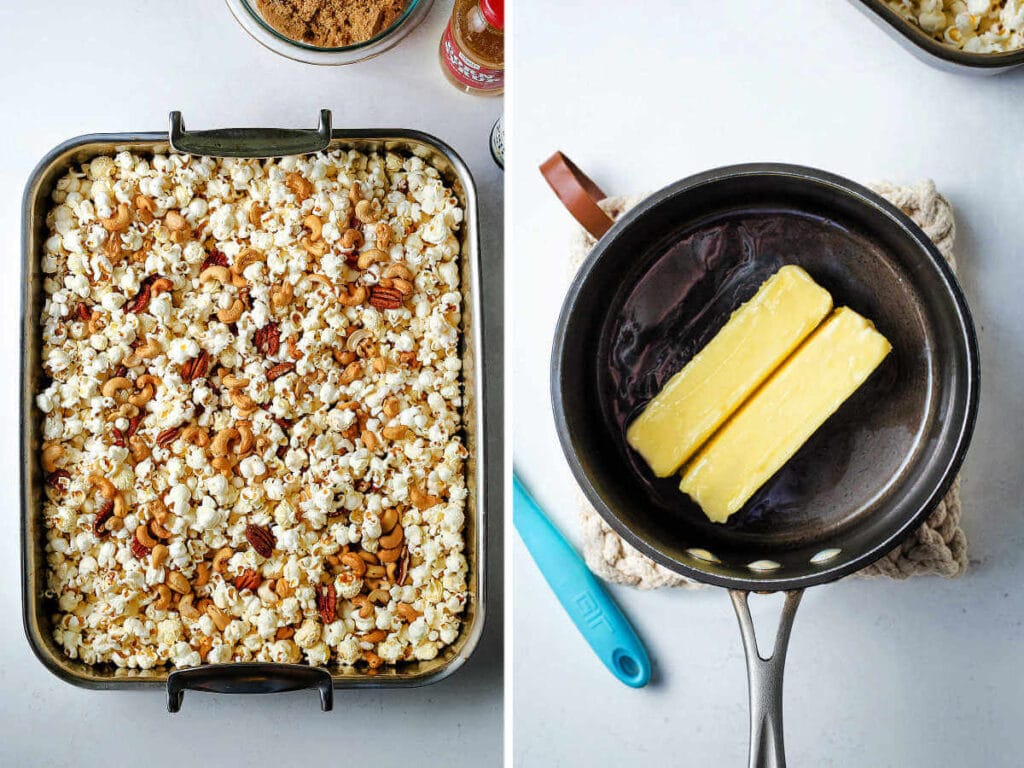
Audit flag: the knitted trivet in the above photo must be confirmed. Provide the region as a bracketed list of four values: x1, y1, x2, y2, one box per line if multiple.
[570, 181, 968, 589]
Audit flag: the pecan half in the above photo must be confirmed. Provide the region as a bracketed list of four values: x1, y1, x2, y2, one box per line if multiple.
[180, 350, 210, 383]
[93, 499, 115, 536]
[253, 322, 281, 357]
[234, 569, 260, 591]
[130, 535, 151, 559]
[245, 524, 275, 558]
[74, 302, 91, 322]
[266, 361, 295, 382]
[124, 414, 143, 439]
[316, 583, 337, 624]
[156, 427, 182, 448]
[368, 286, 403, 310]
[45, 469, 71, 492]
[127, 275, 162, 314]
[201, 249, 228, 271]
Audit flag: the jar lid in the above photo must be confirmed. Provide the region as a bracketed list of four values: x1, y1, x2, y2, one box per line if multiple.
[480, 0, 504, 29]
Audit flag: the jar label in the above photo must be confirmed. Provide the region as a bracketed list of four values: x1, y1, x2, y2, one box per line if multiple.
[441, 23, 503, 91]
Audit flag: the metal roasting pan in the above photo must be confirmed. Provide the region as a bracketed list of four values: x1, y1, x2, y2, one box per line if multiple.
[21, 111, 486, 711]
[543, 154, 979, 768]
[852, 0, 1024, 73]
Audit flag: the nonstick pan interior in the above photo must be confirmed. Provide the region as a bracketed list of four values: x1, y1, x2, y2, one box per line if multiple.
[552, 165, 978, 591]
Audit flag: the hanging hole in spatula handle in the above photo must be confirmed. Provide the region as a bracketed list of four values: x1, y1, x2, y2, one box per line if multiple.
[729, 589, 804, 768]
[539, 151, 616, 240]
[168, 110, 333, 159]
[166, 663, 333, 712]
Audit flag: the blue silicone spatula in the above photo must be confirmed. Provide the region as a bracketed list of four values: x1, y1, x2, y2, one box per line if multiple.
[514, 473, 651, 687]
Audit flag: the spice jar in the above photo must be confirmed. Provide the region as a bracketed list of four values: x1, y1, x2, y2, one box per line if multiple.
[439, 0, 504, 96]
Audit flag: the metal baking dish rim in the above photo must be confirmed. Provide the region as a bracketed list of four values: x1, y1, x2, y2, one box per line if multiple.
[21, 123, 486, 692]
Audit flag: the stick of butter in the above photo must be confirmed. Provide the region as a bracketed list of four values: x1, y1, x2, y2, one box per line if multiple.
[626, 265, 832, 477]
[679, 307, 892, 523]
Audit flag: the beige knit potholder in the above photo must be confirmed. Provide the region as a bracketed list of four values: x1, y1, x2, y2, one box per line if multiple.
[571, 181, 968, 590]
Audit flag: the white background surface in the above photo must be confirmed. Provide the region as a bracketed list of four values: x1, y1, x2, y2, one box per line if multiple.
[511, 1, 1023, 766]
[0, 2, 503, 766]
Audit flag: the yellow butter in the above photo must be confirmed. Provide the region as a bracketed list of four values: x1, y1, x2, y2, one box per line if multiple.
[679, 307, 892, 523]
[626, 265, 832, 477]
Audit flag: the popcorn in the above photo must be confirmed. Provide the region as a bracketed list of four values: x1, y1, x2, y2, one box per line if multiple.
[884, 0, 1024, 51]
[38, 149, 469, 671]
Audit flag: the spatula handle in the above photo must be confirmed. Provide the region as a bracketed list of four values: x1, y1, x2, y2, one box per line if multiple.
[514, 474, 650, 688]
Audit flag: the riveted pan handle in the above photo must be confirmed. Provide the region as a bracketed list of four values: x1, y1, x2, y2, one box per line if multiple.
[540, 151, 616, 240]
[168, 110, 333, 158]
[729, 590, 804, 768]
[166, 663, 333, 712]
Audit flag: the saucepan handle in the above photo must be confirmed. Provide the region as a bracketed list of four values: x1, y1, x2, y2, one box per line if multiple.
[166, 663, 333, 712]
[168, 109, 333, 158]
[539, 151, 616, 240]
[729, 589, 804, 768]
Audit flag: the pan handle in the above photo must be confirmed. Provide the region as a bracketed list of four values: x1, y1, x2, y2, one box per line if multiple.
[168, 110, 332, 158]
[539, 151, 616, 240]
[729, 589, 804, 768]
[166, 663, 333, 712]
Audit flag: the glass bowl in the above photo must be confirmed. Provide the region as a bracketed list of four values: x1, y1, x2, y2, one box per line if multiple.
[226, 0, 434, 65]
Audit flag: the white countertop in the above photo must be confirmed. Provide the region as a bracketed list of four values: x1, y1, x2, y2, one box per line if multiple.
[0, 2, 502, 765]
[511, 2, 1024, 766]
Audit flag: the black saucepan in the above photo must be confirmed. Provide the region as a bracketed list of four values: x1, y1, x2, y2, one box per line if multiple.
[544, 156, 979, 767]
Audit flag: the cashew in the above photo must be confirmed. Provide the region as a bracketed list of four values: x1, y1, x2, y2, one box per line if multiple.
[212, 547, 234, 573]
[230, 271, 248, 289]
[101, 203, 131, 232]
[395, 603, 421, 623]
[149, 517, 173, 540]
[392, 278, 414, 296]
[379, 525, 404, 550]
[153, 584, 173, 611]
[135, 336, 162, 359]
[134, 194, 155, 220]
[128, 435, 150, 463]
[88, 474, 117, 501]
[341, 552, 367, 577]
[101, 376, 132, 398]
[180, 425, 210, 447]
[151, 544, 169, 568]
[362, 430, 379, 451]
[367, 588, 390, 605]
[300, 236, 327, 257]
[231, 247, 264, 276]
[41, 443, 65, 474]
[236, 422, 255, 454]
[270, 282, 293, 309]
[205, 604, 231, 632]
[383, 263, 414, 281]
[216, 298, 245, 323]
[229, 389, 257, 414]
[380, 507, 399, 533]
[166, 571, 191, 595]
[378, 546, 402, 563]
[199, 265, 230, 284]
[211, 456, 235, 477]
[135, 523, 158, 549]
[303, 214, 323, 242]
[178, 593, 200, 620]
[285, 172, 313, 200]
[257, 580, 279, 604]
[150, 277, 174, 295]
[338, 284, 368, 307]
[113, 493, 128, 518]
[87, 312, 105, 336]
[354, 199, 378, 224]
[340, 228, 364, 250]
[356, 248, 388, 270]
[361, 629, 388, 644]
[194, 562, 210, 588]
[210, 427, 241, 457]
